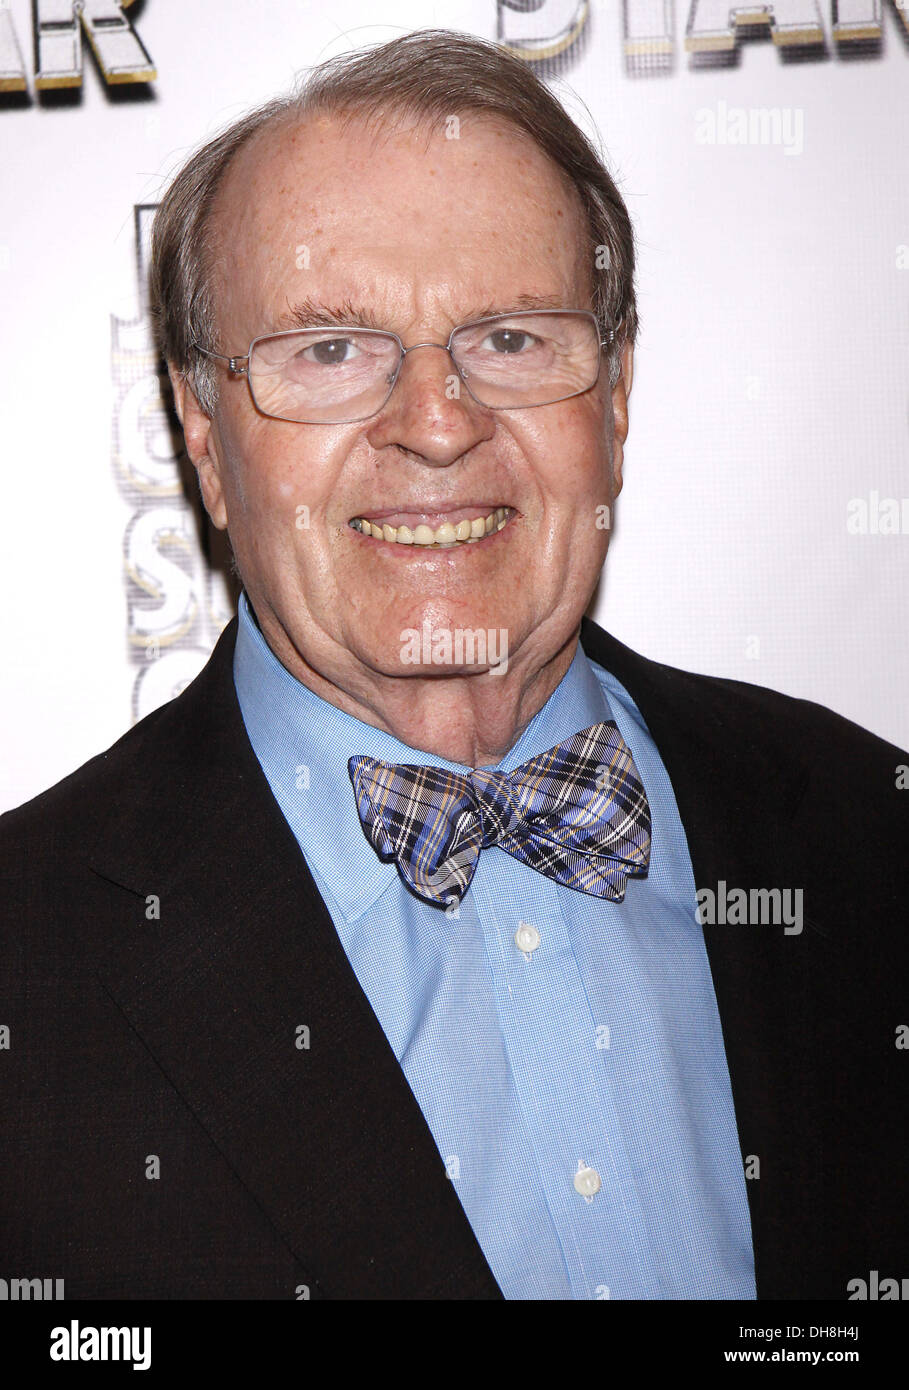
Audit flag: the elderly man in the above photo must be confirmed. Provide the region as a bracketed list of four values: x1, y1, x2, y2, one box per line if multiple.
[2, 30, 907, 1302]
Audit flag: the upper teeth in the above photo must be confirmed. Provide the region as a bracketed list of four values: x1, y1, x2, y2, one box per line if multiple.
[350, 508, 511, 546]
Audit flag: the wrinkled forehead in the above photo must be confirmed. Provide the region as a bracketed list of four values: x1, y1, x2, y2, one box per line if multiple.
[205, 108, 593, 338]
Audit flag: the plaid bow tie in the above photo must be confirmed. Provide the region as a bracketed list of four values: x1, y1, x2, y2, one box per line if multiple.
[348, 721, 651, 908]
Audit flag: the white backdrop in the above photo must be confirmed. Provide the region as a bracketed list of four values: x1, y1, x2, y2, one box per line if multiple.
[2, 0, 908, 812]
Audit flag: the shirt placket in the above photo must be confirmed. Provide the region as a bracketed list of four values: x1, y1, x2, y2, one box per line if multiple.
[470, 862, 664, 1300]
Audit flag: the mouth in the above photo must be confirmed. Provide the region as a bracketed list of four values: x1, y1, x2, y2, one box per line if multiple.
[348, 505, 515, 548]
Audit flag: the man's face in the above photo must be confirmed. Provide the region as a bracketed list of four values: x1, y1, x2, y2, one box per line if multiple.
[175, 110, 631, 696]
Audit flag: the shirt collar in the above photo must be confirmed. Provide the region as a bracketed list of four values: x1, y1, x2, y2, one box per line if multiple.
[233, 591, 614, 920]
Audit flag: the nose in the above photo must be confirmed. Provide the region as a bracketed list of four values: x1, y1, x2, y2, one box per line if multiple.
[364, 340, 495, 466]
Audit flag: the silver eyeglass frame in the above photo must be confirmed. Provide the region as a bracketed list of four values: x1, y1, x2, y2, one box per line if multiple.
[191, 308, 616, 425]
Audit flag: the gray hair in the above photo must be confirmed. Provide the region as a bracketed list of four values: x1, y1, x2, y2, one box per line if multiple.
[149, 28, 638, 416]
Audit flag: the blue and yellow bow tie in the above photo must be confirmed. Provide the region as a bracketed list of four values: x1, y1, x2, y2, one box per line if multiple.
[348, 721, 651, 908]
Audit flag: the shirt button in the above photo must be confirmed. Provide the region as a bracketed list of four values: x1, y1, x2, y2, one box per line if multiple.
[514, 922, 541, 954]
[574, 1161, 602, 1200]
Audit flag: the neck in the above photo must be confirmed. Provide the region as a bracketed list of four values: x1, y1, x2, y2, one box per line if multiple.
[249, 601, 581, 767]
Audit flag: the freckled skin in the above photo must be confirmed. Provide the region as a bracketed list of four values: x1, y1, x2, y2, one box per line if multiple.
[169, 112, 633, 766]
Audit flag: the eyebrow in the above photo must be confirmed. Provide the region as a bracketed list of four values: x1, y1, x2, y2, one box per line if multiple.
[273, 297, 386, 332]
[270, 292, 573, 334]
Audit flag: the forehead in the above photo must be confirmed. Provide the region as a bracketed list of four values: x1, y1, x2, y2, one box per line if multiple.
[208, 108, 592, 335]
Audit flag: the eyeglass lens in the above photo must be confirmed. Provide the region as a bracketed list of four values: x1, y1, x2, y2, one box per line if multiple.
[246, 312, 600, 424]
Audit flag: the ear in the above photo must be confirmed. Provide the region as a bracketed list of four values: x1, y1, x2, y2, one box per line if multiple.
[168, 364, 229, 531]
[609, 339, 634, 498]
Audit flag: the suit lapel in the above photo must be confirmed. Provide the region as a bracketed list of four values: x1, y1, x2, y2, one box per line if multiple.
[92, 619, 502, 1299]
[580, 618, 824, 1296]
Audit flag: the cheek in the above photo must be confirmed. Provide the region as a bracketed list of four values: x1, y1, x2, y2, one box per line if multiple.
[219, 417, 340, 531]
[520, 401, 613, 510]
[517, 406, 613, 585]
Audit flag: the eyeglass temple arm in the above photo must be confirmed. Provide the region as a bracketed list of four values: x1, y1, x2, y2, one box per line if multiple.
[192, 343, 250, 375]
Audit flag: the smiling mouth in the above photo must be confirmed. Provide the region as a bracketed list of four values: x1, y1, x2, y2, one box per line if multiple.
[349, 506, 514, 548]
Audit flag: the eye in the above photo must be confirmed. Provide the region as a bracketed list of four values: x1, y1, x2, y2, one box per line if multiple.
[300, 337, 363, 366]
[481, 328, 537, 355]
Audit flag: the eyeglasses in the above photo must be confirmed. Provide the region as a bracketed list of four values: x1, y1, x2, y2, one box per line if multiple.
[192, 309, 613, 425]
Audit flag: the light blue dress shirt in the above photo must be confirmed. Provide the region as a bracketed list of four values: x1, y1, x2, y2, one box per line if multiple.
[233, 592, 756, 1300]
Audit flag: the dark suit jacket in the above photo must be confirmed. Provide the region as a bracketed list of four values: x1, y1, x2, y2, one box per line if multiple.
[1, 616, 907, 1299]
